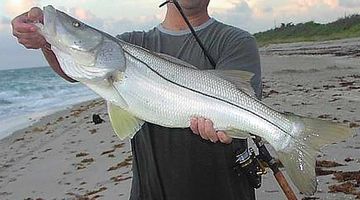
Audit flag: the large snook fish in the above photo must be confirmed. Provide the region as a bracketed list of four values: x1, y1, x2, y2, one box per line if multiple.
[36, 5, 354, 195]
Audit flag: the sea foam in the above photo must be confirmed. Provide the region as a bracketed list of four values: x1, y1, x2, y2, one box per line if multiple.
[0, 66, 98, 139]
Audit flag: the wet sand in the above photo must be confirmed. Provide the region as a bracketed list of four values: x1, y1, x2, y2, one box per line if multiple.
[0, 37, 360, 200]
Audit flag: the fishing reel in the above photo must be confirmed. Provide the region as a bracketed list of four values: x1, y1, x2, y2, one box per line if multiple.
[233, 147, 267, 189]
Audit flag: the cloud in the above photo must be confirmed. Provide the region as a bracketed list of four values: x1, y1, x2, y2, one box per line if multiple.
[0, 17, 11, 32]
[103, 15, 160, 35]
[3, 0, 360, 70]
[338, 0, 360, 8]
[212, 1, 273, 33]
[4, 0, 40, 18]
[212, 1, 253, 22]
[209, 0, 357, 33]
[73, 8, 93, 20]
[60, 7, 159, 35]
[63, 7, 106, 31]
[233, 1, 252, 14]
[295, 0, 337, 9]
[262, 6, 273, 14]
[0, 2, 155, 70]
[272, 0, 339, 16]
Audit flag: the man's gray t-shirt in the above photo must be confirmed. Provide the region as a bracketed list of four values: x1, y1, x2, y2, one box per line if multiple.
[118, 18, 261, 200]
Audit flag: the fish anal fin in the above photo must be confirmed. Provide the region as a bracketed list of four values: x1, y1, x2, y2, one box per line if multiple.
[107, 102, 144, 140]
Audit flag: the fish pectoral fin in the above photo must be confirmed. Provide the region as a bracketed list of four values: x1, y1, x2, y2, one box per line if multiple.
[207, 70, 256, 97]
[86, 82, 128, 108]
[107, 102, 144, 140]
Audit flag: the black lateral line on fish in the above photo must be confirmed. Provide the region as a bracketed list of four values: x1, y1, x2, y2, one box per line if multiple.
[123, 50, 289, 134]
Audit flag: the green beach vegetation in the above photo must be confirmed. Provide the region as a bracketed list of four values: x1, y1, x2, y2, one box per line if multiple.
[254, 14, 360, 46]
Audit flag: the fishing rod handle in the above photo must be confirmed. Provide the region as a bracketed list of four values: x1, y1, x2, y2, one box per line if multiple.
[252, 136, 298, 200]
[274, 171, 298, 200]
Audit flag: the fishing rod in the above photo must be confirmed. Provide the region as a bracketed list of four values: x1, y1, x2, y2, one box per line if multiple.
[253, 136, 298, 200]
[159, 1, 298, 199]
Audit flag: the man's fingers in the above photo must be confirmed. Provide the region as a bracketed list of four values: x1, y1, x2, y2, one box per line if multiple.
[190, 117, 232, 144]
[12, 21, 37, 33]
[12, 8, 42, 34]
[28, 7, 43, 23]
[18, 36, 46, 49]
[217, 131, 232, 144]
[18, 38, 37, 49]
[10, 7, 44, 50]
[11, 12, 27, 25]
[190, 118, 199, 135]
[13, 31, 46, 44]
[13, 31, 38, 40]
[197, 117, 209, 140]
[204, 119, 218, 143]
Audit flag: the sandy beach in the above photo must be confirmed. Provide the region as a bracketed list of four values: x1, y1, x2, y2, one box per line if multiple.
[0, 38, 360, 200]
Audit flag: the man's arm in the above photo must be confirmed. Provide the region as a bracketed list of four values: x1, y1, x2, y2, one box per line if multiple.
[11, 7, 77, 83]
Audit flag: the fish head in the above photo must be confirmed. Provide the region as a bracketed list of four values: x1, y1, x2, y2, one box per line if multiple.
[37, 5, 126, 82]
[43, 5, 102, 54]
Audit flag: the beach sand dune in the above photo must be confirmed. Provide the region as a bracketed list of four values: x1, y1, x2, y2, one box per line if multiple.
[0, 38, 359, 199]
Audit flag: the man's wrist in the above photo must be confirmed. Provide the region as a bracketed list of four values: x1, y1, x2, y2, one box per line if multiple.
[40, 43, 79, 83]
[41, 42, 52, 52]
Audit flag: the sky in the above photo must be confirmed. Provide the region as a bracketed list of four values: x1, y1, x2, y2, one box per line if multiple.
[0, 0, 360, 70]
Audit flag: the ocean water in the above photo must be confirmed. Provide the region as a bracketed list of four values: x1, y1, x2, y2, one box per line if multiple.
[0, 66, 98, 139]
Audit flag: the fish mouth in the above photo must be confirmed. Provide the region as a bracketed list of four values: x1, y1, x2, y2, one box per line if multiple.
[42, 5, 104, 53]
[41, 5, 57, 40]
[41, 5, 71, 57]
[43, 5, 56, 19]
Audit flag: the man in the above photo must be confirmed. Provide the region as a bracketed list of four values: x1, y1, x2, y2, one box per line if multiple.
[12, 0, 261, 199]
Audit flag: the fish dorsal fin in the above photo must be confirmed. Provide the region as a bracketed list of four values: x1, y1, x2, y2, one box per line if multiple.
[208, 70, 256, 97]
[157, 52, 256, 97]
[107, 102, 144, 140]
[157, 53, 198, 69]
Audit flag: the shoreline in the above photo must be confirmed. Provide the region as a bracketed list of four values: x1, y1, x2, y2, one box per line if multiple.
[0, 97, 99, 141]
[0, 38, 359, 199]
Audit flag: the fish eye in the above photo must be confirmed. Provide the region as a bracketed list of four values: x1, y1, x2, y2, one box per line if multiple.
[72, 21, 81, 28]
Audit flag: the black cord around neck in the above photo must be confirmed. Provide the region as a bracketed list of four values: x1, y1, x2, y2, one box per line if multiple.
[159, 0, 216, 68]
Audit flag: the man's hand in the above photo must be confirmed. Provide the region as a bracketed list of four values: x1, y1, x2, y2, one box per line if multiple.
[12, 7, 77, 83]
[190, 117, 232, 144]
[11, 7, 46, 49]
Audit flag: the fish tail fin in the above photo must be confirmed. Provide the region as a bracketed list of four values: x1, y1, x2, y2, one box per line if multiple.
[277, 114, 355, 195]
